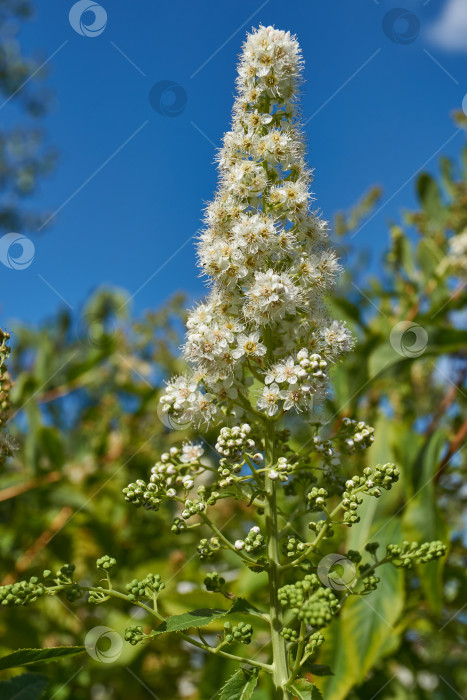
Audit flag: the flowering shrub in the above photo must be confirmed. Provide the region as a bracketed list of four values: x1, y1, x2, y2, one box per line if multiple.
[0, 26, 448, 700]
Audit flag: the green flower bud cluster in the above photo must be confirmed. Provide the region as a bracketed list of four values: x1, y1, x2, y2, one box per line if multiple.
[282, 536, 307, 559]
[361, 575, 380, 593]
[51, 563, 76, 582]
[340, 417, 375, 453]
[0, 577, 45, 607]
[125, 573, 165, 602]
[304, 631, 325, 655]
[267, 457, 294, 482]
[123, 444, 205, 512]
[387, 540, 447, 568]
[0, 565, 80, 608]
[306, 487, 328, 512]
[312, 435, 335, 458]
[223, 620, 253, 645]
[299, 588, 340, 627]
[204, 572, 226, 592]
[346, 550, 362, 563]
[353, 464, 399, 496]
[218, 457, 243, 488]
[124, 625, 146, 646]
[96, 555, 117, 572]
[122, 479, 161, 511]
[308, 518, 334, 538]
[365, 542, 380, 557]
[280, 626, 299, 642]
[171, 517, 188, 534]
[198, 537, 221, 560]
[181, 498, 206, 520]
[341, 486, 364, 525]
[243, 526, 266, 553]
[278, 575, 339, 628]
[341, 465, 400, 525]
[215, 424, 255, 460]
[197, 484, 221, 506]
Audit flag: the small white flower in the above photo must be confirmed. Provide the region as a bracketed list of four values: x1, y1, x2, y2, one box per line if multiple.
[268, 469, 279, 480]
[257, 383, 282, 416]
[235, 540, 245, 550]
[180, 442, 204, 463]
[232, 332, 266, 359]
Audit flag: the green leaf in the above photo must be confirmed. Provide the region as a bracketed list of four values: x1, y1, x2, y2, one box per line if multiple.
[368, 342, 408, 378]
[440, 156, 456, 196]
[402, 430, 448, 613]
[417, 238, 444, 279]
[151, 607, 228, 635]
[0, 647, 86, 672]
[219, 667, 259, 700]
[0, 674, 47, 700]
[407, 428, 446, 495]
[288, 678, 323, 699]
[417, 172, 447, 226]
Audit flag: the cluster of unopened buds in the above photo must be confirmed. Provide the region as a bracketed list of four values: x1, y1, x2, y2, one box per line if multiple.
[198, 536, 221, 560]
[306, 486, 328, 512]
[234, 526, 266, 553]
[123, 443, 205, 510]
[312, 435, 335, 458]
[278, 574, 340, 627]
[222, 620, 253, 645]
[204, 572, 226, 593]
[267, 456, 293, 481]
[304, 631, 325, 655]
[215, 424, 256, 459]
[282, 536, 307, 559]
[387, 540, 446, 567]
[341, 464, 400, 525]
[125, 574, 165, 603]
[340, 417, 375, 453]
[0, 565, 80, 607]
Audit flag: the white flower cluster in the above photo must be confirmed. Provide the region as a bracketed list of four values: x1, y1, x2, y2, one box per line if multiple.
[150, 444, 204, 498]
[258, 349, 327, 415]
[160, 25, 354, 425]
[447, 229, 467, 278]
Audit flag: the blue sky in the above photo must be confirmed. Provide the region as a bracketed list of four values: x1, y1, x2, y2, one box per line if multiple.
[1, 0, 466, 328]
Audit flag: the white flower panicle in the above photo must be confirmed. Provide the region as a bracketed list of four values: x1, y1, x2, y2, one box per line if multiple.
[160, 25, 354, 425]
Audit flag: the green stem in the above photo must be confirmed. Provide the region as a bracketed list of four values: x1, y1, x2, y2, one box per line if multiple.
[48, 583, 272, 673]
[198, 512, 257, 566]
[288, 621, 307, 685]
[264, 396, 290, 698]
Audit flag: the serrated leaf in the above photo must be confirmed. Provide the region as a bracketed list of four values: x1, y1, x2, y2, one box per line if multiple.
[219, 667, 259, 700]
[0, 647, 86, 671]
[0, 674, 47, 700]
[288, 678, 323, 699]
[151, 607, 228, 635]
